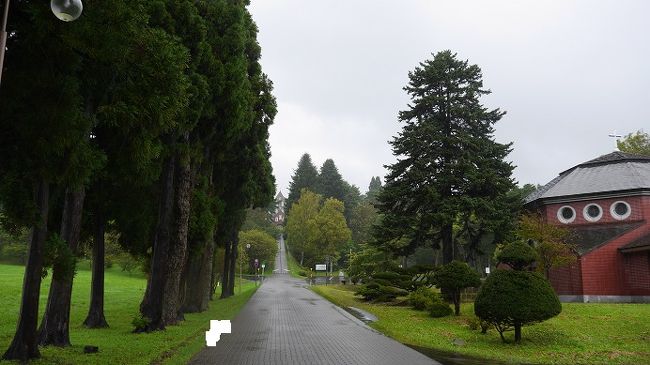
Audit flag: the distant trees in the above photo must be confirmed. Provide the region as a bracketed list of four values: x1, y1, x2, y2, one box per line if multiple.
[617, 130, 650, 156]
[239, 230, 278, 273]
[374, 50, 516, 265]
[285, 190, 350, 268]
[286, 154, 319, 213]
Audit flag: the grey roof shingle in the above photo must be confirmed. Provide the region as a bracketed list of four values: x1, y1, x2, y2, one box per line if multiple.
[525, 151, 650, 204]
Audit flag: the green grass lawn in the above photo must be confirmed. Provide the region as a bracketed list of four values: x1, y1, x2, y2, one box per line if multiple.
[0, 263, 257, 365]
[312, 285, 650, 365]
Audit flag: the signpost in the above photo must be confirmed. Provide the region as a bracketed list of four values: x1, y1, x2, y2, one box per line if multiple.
[315, 264, 327, 285]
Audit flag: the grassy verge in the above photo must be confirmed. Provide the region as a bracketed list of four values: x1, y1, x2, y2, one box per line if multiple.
[0, 264, 257, 365]
[284, 243, 306, 278]
[312, 284, 650, 365]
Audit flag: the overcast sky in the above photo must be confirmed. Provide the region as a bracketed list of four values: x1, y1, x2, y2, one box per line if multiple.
[248, 1, 650, 195]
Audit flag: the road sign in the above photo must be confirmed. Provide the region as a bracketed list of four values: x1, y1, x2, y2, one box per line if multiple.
[254, 259, 259, 268]
[315, 264, 326, 271]
[261, 263, 266, 269]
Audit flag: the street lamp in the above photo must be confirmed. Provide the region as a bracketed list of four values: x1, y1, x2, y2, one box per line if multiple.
[0, 0, 83, 86]
[51, 0, 83, 22]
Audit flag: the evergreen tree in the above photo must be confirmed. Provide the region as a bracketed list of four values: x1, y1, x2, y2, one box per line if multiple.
[366, 176, 383, 204]
[374, 50, 515, 264]
[316, 159, 346, 202]
[286, 154, 319, 213]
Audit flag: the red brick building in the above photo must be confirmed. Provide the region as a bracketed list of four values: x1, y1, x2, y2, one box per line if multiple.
[526, 151, 650, 303]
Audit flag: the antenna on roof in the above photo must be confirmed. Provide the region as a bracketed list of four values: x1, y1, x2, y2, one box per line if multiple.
[609, 131, 622, 150]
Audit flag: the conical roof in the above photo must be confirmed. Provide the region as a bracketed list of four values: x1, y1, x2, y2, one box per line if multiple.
[526, 151, 650, 204]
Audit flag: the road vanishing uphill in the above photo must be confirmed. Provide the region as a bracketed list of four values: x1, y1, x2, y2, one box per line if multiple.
[190, 236, 439, 365]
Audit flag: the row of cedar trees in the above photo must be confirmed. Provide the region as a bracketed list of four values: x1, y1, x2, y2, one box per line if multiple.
[0, 0, 275, 362]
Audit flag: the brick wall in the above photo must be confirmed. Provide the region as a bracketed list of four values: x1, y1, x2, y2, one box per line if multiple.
[548, 260, 583, 295]
[624, 252, 650, 295]
[541, 195, 650, 296]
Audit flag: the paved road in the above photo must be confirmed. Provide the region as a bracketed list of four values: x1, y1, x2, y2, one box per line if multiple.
[190, 236, 439, 365]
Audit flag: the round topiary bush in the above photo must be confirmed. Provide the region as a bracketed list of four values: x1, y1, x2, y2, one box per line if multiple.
[474, 269, 561, 342]
[428, 302, 453, 318]
[496, 240, 538, 270]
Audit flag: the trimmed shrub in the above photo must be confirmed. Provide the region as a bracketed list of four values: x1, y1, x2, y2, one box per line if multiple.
[431, 261, 481, 316]
[355, 281, 408, 302]
[474, 269, 561, 343]
[496, 240, 537, 270]
[429, 302, 453, 318]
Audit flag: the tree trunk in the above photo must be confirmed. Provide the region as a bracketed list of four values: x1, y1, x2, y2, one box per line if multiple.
[140, 154, 175, 331]
[300, 251, 304, 266]
[83, 213, 108, 328]
[3, 180, 49, 361]
[162, 151, 192, 324]
[514, 322, 522, 343]
[441, 224, 453, 264]
[183, 240, 214, 313]
[210, 247, 220, 301]
[220, 241, 232, 299]
[227, 232, 238, 295]
[38, 187, 86, 347]
[453, 290, 461, 316]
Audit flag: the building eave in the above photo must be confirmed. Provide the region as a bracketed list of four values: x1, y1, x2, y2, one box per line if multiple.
[526, 188, 650, 207]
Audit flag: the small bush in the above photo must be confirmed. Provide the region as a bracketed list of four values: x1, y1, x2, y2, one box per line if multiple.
[351, 275, 360, 284]
[429, 302, 453, 318]
[298, 270, 307, 277]
[355, 281, 408, 302]
[409, 287, 439, 310]
[467, 315, 490, 333]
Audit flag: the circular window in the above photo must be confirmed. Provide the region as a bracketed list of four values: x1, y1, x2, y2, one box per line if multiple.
[583, 203, 603, 222]
[610, 201, 631, 220]
[557, 206, 576, 224]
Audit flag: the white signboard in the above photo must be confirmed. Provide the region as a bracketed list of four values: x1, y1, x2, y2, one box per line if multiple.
[315, 264, 327, 271]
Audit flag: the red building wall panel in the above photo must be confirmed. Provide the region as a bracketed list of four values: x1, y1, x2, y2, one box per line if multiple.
[548, 260, 583, 295]
[624, 252, 650, 295]
[544, 196, 647, 226]
[541, 196, 650, 297]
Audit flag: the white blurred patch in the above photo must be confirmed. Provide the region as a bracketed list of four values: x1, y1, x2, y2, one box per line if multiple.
[205, 320, 232, 346]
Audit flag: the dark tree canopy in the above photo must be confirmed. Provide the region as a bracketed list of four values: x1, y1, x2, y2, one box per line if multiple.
[315, 159, 347, 204]
[374, 50, 516, 264]
[286, 153, 319, 213]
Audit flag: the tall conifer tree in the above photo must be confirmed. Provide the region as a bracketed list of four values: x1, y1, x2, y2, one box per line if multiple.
[286, 154, 319, 212]
[375, 51, 515, 264]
